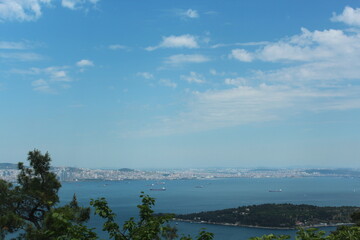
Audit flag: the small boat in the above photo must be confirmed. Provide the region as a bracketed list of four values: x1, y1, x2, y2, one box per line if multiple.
[150, 187, 166, 191]
[269, 189, 282, 192]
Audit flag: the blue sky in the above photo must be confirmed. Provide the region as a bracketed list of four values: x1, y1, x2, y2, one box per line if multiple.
[1, 0, 360, 168]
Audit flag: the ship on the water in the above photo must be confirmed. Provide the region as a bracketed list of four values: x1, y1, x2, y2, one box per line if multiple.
[269, 189, 282, 192]
[150, 187, 166, 191]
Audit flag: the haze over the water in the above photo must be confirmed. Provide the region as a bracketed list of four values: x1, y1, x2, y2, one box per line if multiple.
[1, 0, 360, 169]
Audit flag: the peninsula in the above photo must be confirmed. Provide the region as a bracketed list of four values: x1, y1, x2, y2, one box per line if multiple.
[174, 204, 359, 229]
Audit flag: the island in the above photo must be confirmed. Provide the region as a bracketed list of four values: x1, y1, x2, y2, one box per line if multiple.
[174, 204, 360, 229]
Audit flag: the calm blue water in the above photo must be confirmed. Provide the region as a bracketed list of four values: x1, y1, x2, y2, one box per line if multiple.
[58, 177, 360, 240]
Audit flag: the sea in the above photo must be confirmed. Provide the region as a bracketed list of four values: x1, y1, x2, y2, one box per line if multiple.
[58, 177, 360, 240]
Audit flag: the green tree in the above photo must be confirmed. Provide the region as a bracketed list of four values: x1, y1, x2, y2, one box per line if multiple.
[295, 228, 326, 240]
[15, 150, 62, 230]
[351, 210, 360, 226]
[0, 149, 92, 240]
[249, 234, 290, 240]
[328, 225, 360, 240]
[90, 193, 214, 240]
[0, 180, 24, 239]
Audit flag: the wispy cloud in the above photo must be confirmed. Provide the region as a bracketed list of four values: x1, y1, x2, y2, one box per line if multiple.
[146, 34, 199, 51]
[12, 66, 72, 93]
[15, 66, 70, 80]
[137, 72, 154, 79]
[0, 0, 50, 22]
[164, 54, 210, 66]
[229, 49, 254, 62]
[31, 79, 53, 93]
[159, 79, 177, 88]
[179, 9, 199, 19]
[0, 0, 100, 22]
[136, 84, 360, 137]
[76, 59, 94, 67]
[61, 0, 100, 10]
[108, 44, 128, 50]
[44, 66, 70, 81]
[224, 77, 247, 86]
[0, 41, 27, 49]
[0, 52, 43, 61]
[181, 72, 205, 84]
[211, 41, 269, 49]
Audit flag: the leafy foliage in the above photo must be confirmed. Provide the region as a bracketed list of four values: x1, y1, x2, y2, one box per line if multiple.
[250, 226, 360, 240]
[16, 150, 62, 230]
[90, 193, 214, 240]
[0, 180, 24, 238]
[250, 234, 290, 240]
[0, 150, 92, 240]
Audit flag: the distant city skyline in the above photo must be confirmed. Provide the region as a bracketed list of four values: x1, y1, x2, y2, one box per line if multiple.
[1, 0, 360, 168]
[2, 162, 360, 183]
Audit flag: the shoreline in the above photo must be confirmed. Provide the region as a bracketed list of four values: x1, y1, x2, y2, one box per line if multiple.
[173, 218, 352, 230]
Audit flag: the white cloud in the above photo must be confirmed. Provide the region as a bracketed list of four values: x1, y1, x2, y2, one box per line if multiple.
[181, 72, 205, 84]
[31, 78, 47, 87]
[0, 52, 43, 61]
[259, 43, 312, 62]
[229, 49, 254, 62]
[61, 0, 76, 10]
[230, 27, 360, 65]
[186, 84, 359, 126]
[31, 79, 53, 93]
[108, 44, 127, 50]
[224, 77, 247, 86]
[18, 66, 71, 81]
[76, 59, 94, 67]
[52, 70, 66, 78]
[61, 0, 100, 10]
[209, 69, 229, 76]
[137, 72, 153, 79]
[0, 0, 100, 22]
[255, 60, 360, 84]
[136, 83, 360, 136]
[165, 54, 210, 65]
[182, 9, 199, 19]
[258, 28, 355, 62]
[44, 66, 70, 81]
[224, 27, 360, 86]
[211, 41, 269, 49]
[175, 8, 199, 20]
[13, 66, 71, 93]
[0, 0, 50, 22]
[0, 41, 27, 49]
[159, 79, 177, 88]
[146, 34, 199, 51]
[209, 69, 217, 76]
[331, 6, 360, 27]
